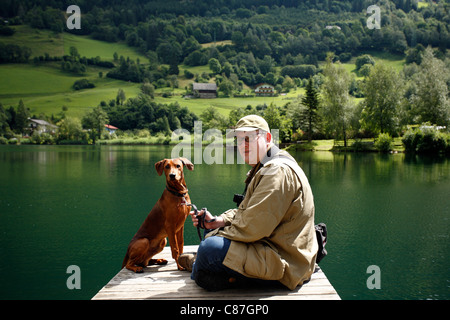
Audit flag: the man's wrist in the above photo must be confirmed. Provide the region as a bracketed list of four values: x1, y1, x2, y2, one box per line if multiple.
[208, 216, 225, 229]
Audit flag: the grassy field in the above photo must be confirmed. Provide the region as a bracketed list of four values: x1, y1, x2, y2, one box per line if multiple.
[0, 25, 148, 62]
[154, 86, 305, 116]
[62, 33, 148, 62]
[0, 26, 148, 117]
[286, 137, 405, 152]
[324, 50, 405, 79]
[0, 63, 141, 118]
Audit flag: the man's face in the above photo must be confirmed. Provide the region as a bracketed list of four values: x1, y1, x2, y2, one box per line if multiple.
[236, 130, 271, 166]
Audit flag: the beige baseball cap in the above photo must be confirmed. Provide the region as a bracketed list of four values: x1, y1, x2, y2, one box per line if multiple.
[231, 115, 270, 133]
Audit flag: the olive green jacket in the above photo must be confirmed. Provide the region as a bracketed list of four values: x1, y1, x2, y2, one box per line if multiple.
[207, 150, 318, 290]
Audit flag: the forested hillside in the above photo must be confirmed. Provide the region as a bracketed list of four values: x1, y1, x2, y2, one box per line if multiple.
[1, 0, 449, 151]
[3, 0, 450, 64]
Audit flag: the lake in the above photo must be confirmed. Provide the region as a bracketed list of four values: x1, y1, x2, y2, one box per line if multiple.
[0, 145, 448, 300]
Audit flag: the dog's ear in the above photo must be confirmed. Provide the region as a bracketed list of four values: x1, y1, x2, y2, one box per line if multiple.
[179, 157, 194, 171]
[155, 159, 166, 176]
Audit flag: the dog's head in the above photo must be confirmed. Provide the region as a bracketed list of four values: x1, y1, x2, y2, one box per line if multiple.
[155, 158, 194, 183]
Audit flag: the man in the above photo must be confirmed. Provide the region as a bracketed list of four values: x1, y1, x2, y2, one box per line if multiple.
[180, 115, 318, 291]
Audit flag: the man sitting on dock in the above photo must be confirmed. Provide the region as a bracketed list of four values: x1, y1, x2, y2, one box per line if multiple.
[180, 115, 318, 291]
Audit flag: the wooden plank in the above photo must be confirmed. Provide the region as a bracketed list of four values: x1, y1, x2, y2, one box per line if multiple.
[92, 245, 340, 300]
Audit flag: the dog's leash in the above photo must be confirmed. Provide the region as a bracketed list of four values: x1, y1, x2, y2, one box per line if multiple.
[186, 203, 216, 242]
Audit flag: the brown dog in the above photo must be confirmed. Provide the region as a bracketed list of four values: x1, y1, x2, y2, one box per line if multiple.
[122, 157, 194, 272]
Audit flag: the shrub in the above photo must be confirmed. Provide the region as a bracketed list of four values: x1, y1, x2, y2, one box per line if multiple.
[351, 140, 373, 152]
[73, 79, 95, 90]
[184, 69, 194, 79]
[401, 129, 416, 152]
[402, 127, 449, 154]
[375, 133, 393, 152]
[31, 132, 55, 145]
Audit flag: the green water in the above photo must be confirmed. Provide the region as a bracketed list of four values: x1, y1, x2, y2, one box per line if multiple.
[0, 145, 448, 300]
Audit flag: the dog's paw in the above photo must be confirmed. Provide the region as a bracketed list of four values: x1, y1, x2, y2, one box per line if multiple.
[177, 265, 186, 271]
[135, 267, 144, 273]
[149, 258, 168, 265]
[156, 259, 168, 265]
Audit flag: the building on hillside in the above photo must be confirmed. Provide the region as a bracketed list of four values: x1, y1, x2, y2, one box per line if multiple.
[105, 124, 119, 135]
[193, 83, 217, 99]
[29, 119, 58, 135]
[254, 83, 275, 97]
[325, 25, 341, 30]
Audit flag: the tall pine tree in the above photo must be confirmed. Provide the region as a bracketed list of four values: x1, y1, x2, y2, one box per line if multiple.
[301, 77, 321, 143]
[15, 100, 30, 135]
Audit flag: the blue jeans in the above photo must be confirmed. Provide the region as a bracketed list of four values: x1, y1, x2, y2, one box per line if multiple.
[191, 236, 242, 281]
[191, 236, 281, 287]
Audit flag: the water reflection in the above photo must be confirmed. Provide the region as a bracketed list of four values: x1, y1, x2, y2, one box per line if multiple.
[0, 145, 448, 300]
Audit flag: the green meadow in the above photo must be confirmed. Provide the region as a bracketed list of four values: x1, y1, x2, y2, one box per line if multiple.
[154, 87, 305, 116]
[0, 63, 141, 118]
[0, 26, 147, 117]
[0, 25, 147, 62]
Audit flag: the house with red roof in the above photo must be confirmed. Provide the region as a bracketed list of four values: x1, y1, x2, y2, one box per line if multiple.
[105, 124, 118, 135]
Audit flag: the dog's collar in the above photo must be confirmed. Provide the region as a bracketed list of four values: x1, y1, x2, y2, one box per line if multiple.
[166, 185, 188, 197]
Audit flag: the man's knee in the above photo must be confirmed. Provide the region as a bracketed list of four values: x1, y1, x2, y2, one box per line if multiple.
[198, 236, 230, 254]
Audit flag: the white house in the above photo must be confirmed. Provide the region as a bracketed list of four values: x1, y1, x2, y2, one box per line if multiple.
[254, 83, 275, 97]
[29, 119, 58, 135]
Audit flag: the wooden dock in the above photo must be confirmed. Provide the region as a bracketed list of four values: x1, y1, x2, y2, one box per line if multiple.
[92, 245, 340, 300]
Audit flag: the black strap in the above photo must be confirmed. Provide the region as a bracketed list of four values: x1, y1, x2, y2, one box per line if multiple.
[188, 204, 216, 242]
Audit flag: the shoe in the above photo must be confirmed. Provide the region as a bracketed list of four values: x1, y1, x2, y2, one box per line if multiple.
[178, 252, 196, 272]
[195, 270, 237, 291]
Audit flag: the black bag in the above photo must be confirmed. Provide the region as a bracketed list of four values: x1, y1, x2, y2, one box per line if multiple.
[315, 223, 328, 264]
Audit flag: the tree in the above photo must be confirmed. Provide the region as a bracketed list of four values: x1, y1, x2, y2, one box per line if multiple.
[69, 46, 79, 58]
[321, 54, 352, 147]
[301, 77, 321, 142]
[200, 106, 227, 132]
[141, 82, 155, 98]
[155, 116, 171, 135]
[263, 103, 291, 143]
[361, 63, 404, 135]
[57, 116, 84, 141]
[409, 47, 450, 127]
[168, 62, 179, 75]
[264, 103, 282, 133]
[231, 31, 244, 50]
[183, 50, 207, 66]
[116, 89, 126, 106]
[82, 106, 109, 144]
[355, 54, 375, 71]
[0, 103, 12, 137]
[219, 78, 234, 97]
[15, 100, 30, 135]
[208, 58, 221, 74]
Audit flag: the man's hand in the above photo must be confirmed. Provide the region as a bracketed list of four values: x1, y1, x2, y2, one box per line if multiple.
[189, 209, 224, 229]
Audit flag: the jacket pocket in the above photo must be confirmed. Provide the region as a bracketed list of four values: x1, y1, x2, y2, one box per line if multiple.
[243, 242, 285, 280]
